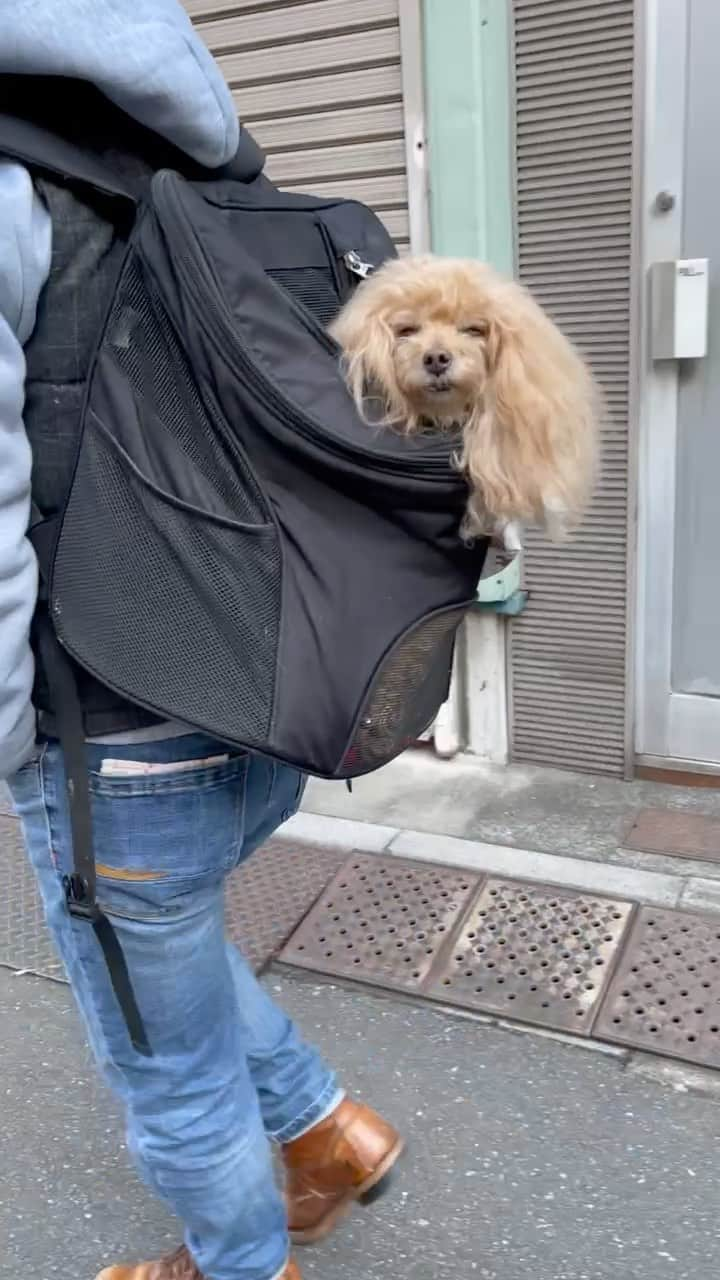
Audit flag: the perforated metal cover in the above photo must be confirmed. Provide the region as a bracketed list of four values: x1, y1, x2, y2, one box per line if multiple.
[279, 855, 480, 991]
[225, 839, 345, 971]
[427, 878, 633, 1033]
[0, 782, 14, 818]
[1, 819, 342, 981]
[595, 906, 720, 1067]
[0, 815, 65, 981]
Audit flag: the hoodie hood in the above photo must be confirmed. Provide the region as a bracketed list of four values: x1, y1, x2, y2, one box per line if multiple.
[0, 0, 239, 168]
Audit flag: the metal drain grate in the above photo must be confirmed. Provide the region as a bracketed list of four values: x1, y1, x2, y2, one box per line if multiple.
[1, 817, 342, 981]
[279, 854, 480, 991]
[427, 878, 633, 1033]
[225, 839, 345, 971]
[0, 814, 66, 981]
[595, 906, 720, 1067]
[0, 782, 14, 818]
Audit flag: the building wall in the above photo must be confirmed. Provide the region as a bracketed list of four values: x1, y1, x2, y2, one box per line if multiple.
[422, 0, 515, 763]
[423, 1, 638, 777]
[509, 0, 636, 777]
[185, 0, 417, 253]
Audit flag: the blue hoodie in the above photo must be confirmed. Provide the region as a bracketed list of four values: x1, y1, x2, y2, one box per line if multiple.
[0, 0, 239, 778]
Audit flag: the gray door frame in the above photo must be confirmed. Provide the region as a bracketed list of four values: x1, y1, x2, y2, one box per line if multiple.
[634, 0, 720, 770]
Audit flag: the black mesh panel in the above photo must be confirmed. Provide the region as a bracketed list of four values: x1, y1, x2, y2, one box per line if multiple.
[266, 266, 340, 327]
[55, 419, 280, 742]
[340, 607, 469, 775]
[54, 254, 281, 743]
[107, 260, 265, 523]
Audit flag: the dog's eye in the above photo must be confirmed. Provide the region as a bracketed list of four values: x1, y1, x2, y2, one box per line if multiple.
[395, 324, 420, 338]
[462, 324, 489, 338]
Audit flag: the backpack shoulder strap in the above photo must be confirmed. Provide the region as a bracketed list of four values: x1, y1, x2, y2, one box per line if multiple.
[0, 74, 266, 203]
[0, 109, 140, 203]
[29, 506, 152, 1057]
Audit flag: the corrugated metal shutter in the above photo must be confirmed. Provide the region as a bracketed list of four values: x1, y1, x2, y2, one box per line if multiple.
[185, 0, 411, 251]
[509, 0, 634, 776]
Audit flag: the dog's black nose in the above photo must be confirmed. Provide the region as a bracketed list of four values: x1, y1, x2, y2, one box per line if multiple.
[423, 350, 453, 377]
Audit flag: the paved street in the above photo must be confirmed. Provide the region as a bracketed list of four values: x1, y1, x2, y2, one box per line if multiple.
[2, 966, 718, 1280]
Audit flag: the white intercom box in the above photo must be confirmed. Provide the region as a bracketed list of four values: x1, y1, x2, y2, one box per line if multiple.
[650, 258, 709, 359]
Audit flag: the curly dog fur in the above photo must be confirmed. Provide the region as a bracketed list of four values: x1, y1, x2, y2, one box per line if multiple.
[330, 255, 599, 540]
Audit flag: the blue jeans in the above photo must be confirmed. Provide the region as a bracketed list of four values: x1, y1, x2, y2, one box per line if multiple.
[8, 734, 341, 1280]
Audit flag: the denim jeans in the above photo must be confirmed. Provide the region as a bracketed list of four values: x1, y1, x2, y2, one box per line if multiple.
[8, 734, 341, 1280]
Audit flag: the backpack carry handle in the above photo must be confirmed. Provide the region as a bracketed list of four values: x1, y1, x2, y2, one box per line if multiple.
[0, 75, 266, 204]
[0, 109, 142, 202]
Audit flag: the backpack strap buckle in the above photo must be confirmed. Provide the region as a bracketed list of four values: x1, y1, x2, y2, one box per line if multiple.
[63, 874, 101, 921]
[35, 610, 152, 1058]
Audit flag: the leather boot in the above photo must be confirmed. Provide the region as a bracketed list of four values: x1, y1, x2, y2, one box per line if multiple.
[283, 1098, 404, 1244]
[96, 1247, 301, 1279]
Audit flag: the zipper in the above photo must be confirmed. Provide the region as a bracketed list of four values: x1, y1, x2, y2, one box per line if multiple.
[203, 186, 383, 286]
[338, 249, 375, 301]
[344, 250, 374, 280]
[153, 172, 457, 484]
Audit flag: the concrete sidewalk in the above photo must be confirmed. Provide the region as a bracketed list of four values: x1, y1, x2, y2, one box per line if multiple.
[2, 966, 718, 1280]
[295, 751, 720, 914]
[302, 752, 720, 870]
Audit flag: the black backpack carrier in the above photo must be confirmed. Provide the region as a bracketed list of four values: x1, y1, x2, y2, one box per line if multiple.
[0, 99, 487, 1052]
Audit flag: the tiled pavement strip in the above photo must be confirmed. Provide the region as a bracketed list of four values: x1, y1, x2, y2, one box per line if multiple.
[3, 805, 720, 1074]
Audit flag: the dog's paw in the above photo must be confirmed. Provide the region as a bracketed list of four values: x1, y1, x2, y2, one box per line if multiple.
[541, 496, 571, 541]
[494, 519, 523, 553]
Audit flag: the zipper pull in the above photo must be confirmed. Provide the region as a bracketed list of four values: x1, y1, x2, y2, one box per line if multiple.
[344, 250, 374, 280]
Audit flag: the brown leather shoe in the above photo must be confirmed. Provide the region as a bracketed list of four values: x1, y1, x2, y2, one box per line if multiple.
[283, 1098, 404, 1244]
[96, 1247, 301, 1279]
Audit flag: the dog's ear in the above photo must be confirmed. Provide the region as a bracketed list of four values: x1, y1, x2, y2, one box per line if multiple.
[474, 287, 599, 533]
[329, 284, 404, 423]
[484, 318, 504, 373]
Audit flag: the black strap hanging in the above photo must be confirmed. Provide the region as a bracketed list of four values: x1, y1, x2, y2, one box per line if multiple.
[30, 509, 151, 1057]
[35, 612, 151, 1056]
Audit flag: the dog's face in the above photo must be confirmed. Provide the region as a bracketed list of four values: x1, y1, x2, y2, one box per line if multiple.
[330, 257, 500, 427]
[384, 305, 492, 424]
